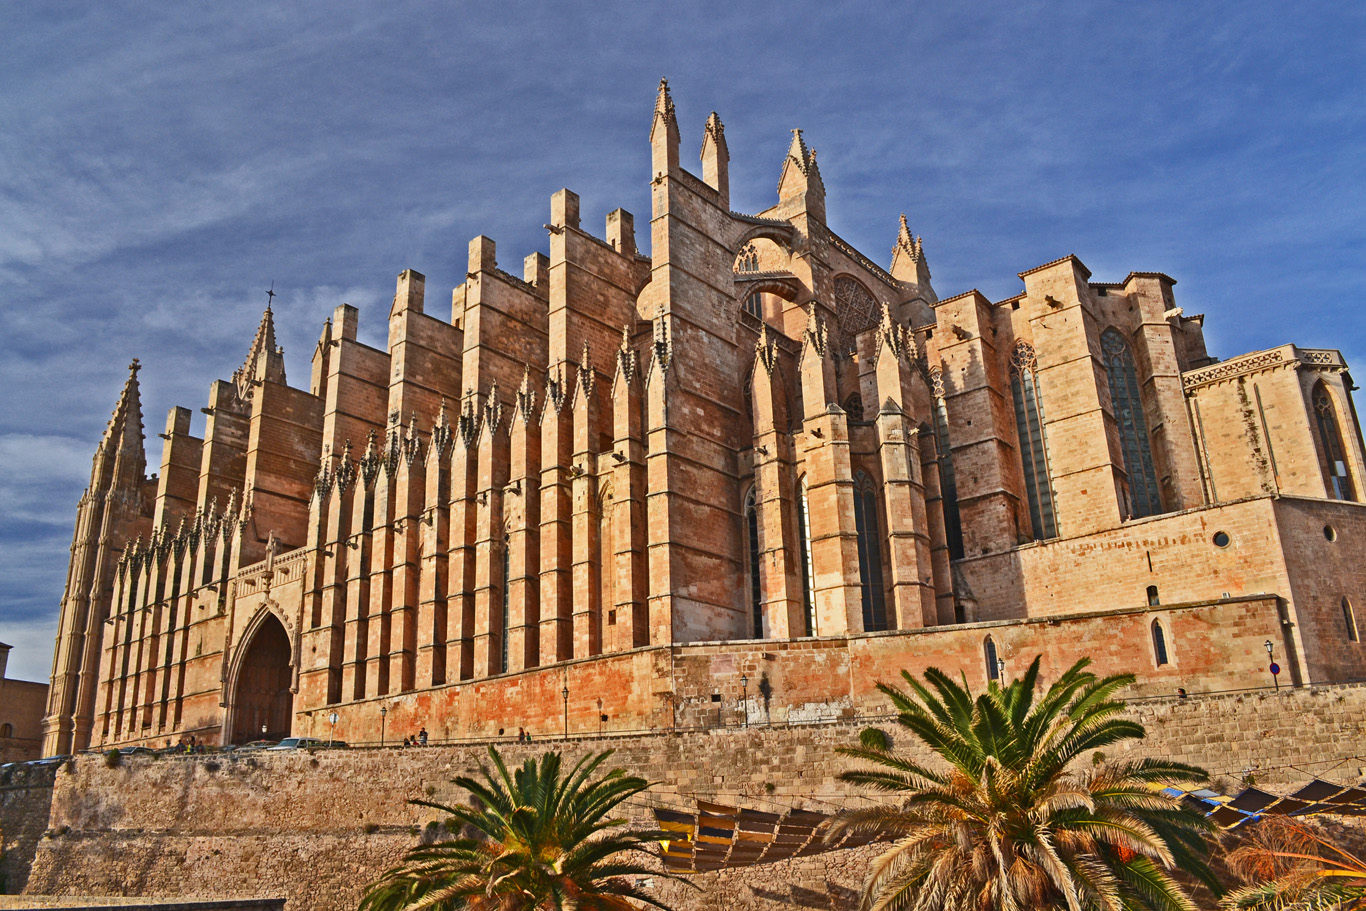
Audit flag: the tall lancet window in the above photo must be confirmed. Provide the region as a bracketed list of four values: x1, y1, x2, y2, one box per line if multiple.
[853, 471, 888, 632]
[1313, 383, 1356, 501]
[500, 535, 510, 674]
[1101, 328, 1163, 518]
[930, 368, 965, 560]
[797, 477, 816, 636]
[1010, 341, 1057, 540]
[744, 487, 762, 637]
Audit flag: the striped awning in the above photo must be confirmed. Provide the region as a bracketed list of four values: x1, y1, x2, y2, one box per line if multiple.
[652, 801, 878, 873]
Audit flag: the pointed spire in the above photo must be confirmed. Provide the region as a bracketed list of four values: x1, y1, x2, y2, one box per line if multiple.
[651, 78, 677, 135]
[95, 358, 147, 492]
[650, 78, 680, 176]
[786, 129, 809, 167]
[234, 302, 287, 401]
[889, 213, 933, 289]
[802, 304, 829, 357]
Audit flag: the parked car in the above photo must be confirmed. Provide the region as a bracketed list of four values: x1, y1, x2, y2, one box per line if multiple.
[28, 755, 70, 767]
[229, 740, 277, 752]
[117, 745, 155, 755]
[265, 737, 348, 750]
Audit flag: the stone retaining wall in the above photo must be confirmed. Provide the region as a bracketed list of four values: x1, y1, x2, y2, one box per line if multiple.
[7, 684, 1366, 910]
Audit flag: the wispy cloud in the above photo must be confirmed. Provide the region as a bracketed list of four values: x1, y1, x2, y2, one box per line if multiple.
[1, 1, 1364, 683]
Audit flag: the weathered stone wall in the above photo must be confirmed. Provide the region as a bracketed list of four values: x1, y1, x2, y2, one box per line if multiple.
[0, 765, 55, 895]
[9, 683, 1366, 909]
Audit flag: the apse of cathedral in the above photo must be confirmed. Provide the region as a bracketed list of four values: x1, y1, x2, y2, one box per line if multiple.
[42, 82, 1366, 754]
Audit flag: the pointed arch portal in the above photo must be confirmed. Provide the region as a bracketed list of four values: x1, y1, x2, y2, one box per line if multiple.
[231, 612, 293, 743]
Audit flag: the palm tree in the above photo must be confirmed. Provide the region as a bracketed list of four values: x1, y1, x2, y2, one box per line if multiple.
[828, 657, 1220, 911]
[359, 746, 682, 911]
[1221, 817, 1366, 910]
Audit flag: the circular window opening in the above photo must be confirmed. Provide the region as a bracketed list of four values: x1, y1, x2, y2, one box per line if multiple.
[1324, 524, 1338, 542]
[1212, 531, 1231, 548]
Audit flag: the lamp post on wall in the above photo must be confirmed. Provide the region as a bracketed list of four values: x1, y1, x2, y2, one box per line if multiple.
[380, 705, 388, 747]
[328, 711, 339, 747]
[740, 674, 749, 728]
[1265, 640, 1280, 691]
[562, 685, 570, 741]
[997, 658, 1006, 684]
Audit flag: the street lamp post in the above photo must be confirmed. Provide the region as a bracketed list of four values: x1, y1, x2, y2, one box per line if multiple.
[996, 658, 1006, 683]
[562, 685, 570, 741]
[380, 705, 388, 747]
[328, 711, 339, 747]
[740, 674, 749, 728]
[1264, 640, 1280, 691]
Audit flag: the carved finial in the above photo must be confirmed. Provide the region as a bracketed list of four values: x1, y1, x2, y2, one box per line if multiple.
[655, 78, 675, 125]
[484, 383, 503, 434]
[755, 322, 778, 376]
[578, 341, 594, 398]
[616, 324, 637, 386]
[652, 315, 672, 373]
[704, 111, 724, 142]
[459, 387, 481, 445]
[360, 429, 382, 487]
[803, 303, 828, 357]
[516, 366, 537, 422]
[129, 358, 141, 374]
[428, 398, 452, 462]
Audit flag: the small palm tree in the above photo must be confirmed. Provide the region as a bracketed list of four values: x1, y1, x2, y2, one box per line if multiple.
[1222, 817, 1366, 910]
[829, 657, 1220, 911]
[360, 747, 681, 911]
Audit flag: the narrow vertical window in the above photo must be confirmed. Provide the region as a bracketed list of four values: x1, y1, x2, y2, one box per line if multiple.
[1151, 620, 1169, 666]
[744, 487, 762, 638]
[1345, 597, 1359, 643]
[852, 472, 888, 632]
[1314, 384, 1356, 501]
[1101, 328, 1163, 517]
[1010, 342, 1057, 539]
[1147, 585, 1160, 606]
[743, 292, 763, 319]
[500, 536, 510, 673]
[985, 637, 1000, 682]
[797, 478, 816, 636]
[930, 368, 965, 560]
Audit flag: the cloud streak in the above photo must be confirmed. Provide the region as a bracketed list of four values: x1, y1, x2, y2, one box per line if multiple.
[1, 2, 1364, 683]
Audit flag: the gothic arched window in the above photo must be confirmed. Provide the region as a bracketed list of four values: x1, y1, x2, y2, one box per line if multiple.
[1101, 328, 1163, 518]
[743, 292, 763, 319]
[853, 471, 888, 632]
[1313, 383, 1356, 501]
[985, 637, 1000, 683]
[744, 487, 762, 638]
[1151, 620, 1169, 666]
[930, 367, 965, 560]
[1010, 342, 1057, 539]
[734, 243, 759, 273]
[797, 477, 816, 636]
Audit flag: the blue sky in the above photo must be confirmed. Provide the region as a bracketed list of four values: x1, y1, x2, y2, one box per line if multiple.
[2, 2, 1363, 683]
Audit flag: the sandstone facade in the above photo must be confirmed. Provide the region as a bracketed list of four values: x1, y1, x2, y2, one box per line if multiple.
[0, 645, 49, 764]
[41, 81, 1366, 755]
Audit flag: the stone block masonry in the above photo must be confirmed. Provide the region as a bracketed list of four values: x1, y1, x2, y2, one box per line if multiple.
[9, 683, 1366, 910]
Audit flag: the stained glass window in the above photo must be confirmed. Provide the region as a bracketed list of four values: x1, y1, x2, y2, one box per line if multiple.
[1313, 383, 1356, 501]
[1010, 342, 1057, 539]
[1101, 328, 1162, 517]
[930, 367, 964, 561]
[797, 478, 815, 636]
[744, 487, 762, 638]
[853, 471, 888, 632]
